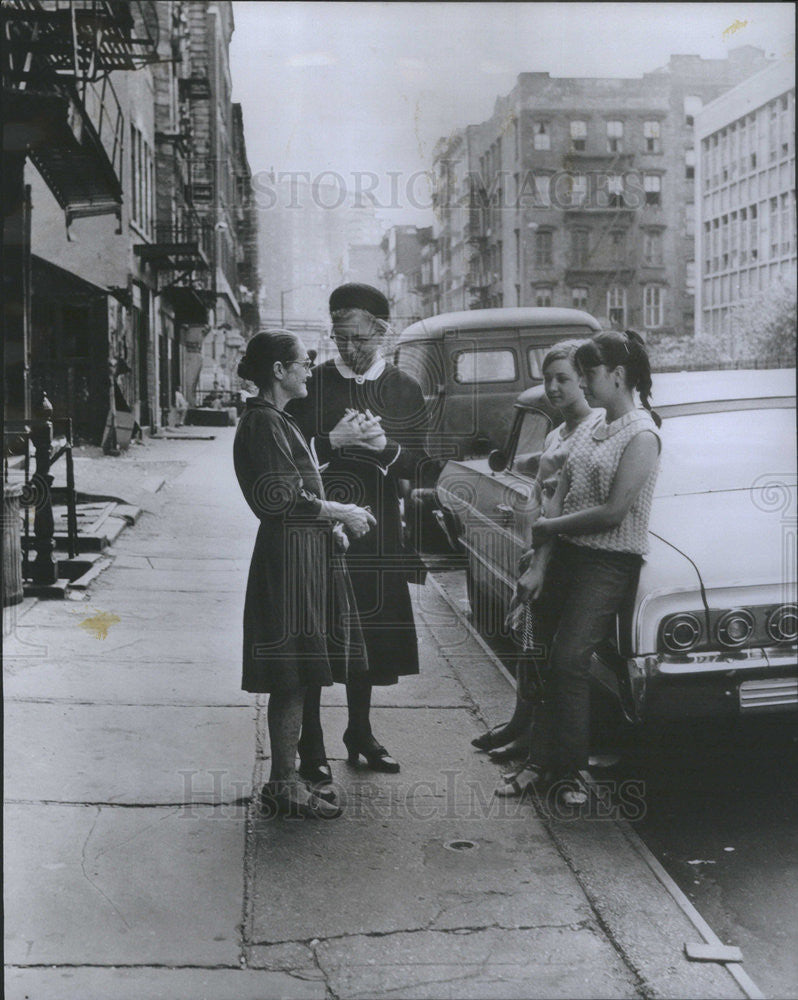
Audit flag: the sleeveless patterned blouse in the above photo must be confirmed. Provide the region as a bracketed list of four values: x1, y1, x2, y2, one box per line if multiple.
[561, 409, 661, 555]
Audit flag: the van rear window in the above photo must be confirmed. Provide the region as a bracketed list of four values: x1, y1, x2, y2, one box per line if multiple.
[454, 349, 518, 384]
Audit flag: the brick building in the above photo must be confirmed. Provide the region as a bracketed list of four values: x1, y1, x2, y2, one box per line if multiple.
[380, 224, 437, 331]
[431, 47, 772, 338]
[695, 59, 796, 342]
[7, 1, 258, 441]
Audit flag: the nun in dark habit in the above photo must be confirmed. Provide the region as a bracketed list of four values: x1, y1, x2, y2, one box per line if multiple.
[288, 283, 437, 779]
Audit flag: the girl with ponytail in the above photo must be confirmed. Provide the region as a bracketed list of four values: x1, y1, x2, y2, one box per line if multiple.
[511, 329, 661, 808]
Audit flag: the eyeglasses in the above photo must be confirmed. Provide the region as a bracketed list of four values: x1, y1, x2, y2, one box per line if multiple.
[331, 333, 375, 347]
[288, 359, 313, 371]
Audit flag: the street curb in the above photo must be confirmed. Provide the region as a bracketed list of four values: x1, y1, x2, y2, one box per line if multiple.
[426, 573, 763, 1000]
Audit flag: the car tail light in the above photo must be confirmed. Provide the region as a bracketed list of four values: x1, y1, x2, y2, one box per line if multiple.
[661, 613, 702, 652]
[767, 604, 798, 643]
[716, 609, 755, 648]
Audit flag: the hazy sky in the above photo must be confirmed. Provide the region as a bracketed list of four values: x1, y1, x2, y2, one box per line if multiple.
[230, 2, 794, 225]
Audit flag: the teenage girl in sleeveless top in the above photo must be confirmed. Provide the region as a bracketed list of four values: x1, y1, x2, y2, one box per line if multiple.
[509, 330, 661, 808]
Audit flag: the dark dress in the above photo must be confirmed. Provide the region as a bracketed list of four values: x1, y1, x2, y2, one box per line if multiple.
[287, 361, 435, 685]
[233, 396, 366, 693]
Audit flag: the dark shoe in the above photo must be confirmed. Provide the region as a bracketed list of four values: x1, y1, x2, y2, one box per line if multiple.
[298, 760, 333, 787]
[487, 735, 529, 763]
[343, 730, 400, 773]
[471, 721, 519, 751]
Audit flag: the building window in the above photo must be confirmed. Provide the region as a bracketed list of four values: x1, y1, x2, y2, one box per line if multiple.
[514, 228, 521, 273]
[608, 174, 624, 207]
[644, 174, 661, 206]
[571, 227, 589, 266]
[130, 124, 153, 236]
[780, 192, 792, 253]
[571, 286, 588, 310]
[607, 286, 626, 327]
[685, 148, 695, 180]
[533, 175, 551, 207]
[535, 230, 553, 267]
[534, 123, 550, 151]
[769, 196, 779, 258]
[643, 120, 660, 153]
[606, 119, 623, 153]
[569, 174, 588, 206]
[684, 95, 702, 127]
[643, 231, 663, 265]
[570, 120, 587, 151]
[644, 285, 664, 328]
[534, 286, 553, 307]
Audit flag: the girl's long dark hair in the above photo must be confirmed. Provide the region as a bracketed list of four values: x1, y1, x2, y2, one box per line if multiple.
[574, 330, 662, 427]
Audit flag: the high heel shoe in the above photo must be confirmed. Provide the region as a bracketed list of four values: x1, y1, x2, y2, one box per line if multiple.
[487, 735, 529, 763]
[259, 779, 342, 819]
[471, 721, 523, 751]
[298, 760, 333, 787]
[343, 730, 400, 773]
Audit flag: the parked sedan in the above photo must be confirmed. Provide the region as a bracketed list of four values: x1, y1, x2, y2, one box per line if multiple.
[435, 369, 797, 724]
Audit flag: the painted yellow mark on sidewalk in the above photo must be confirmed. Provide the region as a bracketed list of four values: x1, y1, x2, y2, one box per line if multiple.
[723, 19, 748, 40]
[79, 611, 121, 640]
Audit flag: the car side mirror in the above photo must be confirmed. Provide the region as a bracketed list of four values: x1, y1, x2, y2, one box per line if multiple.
[488, 449, 507, 472]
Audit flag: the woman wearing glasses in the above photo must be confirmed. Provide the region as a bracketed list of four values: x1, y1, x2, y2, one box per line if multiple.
[289, 284, 436, 777]
[234, 331, 376, 818]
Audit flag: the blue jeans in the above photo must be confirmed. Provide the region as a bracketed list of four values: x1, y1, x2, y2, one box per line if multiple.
[528, 539, 642, 777]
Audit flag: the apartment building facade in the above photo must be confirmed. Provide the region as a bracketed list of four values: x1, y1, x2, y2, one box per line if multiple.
[7, 1, 257, 441]
[431, 46, 771, 337]
[695, 59, 796, 342]
[380, 225, 437, 331]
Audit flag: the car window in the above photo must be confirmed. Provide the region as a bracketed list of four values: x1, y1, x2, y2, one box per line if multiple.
[657, 407, 797, 496]
[511, 410, 554, 475]
[528, 345, 555, 380]
[395, 343, 440, 396]
[454, 349, 518, 384]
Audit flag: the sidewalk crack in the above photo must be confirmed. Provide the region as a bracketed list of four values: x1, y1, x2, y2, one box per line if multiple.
[79, 806, 131, 930]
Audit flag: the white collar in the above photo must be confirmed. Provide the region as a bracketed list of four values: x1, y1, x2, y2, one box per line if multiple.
[334, 355, 386, 383]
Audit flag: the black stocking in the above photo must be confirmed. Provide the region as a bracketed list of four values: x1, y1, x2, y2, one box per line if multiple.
[298, 684, 326, 763]
[346, 675, 373, 737]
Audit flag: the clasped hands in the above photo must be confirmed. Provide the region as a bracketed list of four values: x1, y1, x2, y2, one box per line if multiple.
[329, 408, 387, 452]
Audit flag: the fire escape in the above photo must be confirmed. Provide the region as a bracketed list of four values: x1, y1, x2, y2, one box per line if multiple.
[3, 0, 160, 420]
[136, 38, 214, 324]
[466, 177, 490, 309]
[2, 0, 159, 590]
[562, 147, 638, 322]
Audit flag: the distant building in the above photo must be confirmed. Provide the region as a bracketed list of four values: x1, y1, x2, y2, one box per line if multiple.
[695, 60, 796, 341]
[431, 47, 772, 338]
[380, 225, 436, 330]
[257, 176, 385, 356]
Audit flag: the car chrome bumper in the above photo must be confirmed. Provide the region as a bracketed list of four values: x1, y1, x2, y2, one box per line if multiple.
[628, 646, 798, 719]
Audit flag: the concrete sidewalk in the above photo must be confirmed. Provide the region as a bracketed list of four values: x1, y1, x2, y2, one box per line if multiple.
[4, 429, 747, 999]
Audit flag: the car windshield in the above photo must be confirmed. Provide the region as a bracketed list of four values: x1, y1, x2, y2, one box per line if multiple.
[656, 405, 796, 497]
[511, 409, 554, 475]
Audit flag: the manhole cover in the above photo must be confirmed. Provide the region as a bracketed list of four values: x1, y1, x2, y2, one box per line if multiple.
[443, 839, 478, 853]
